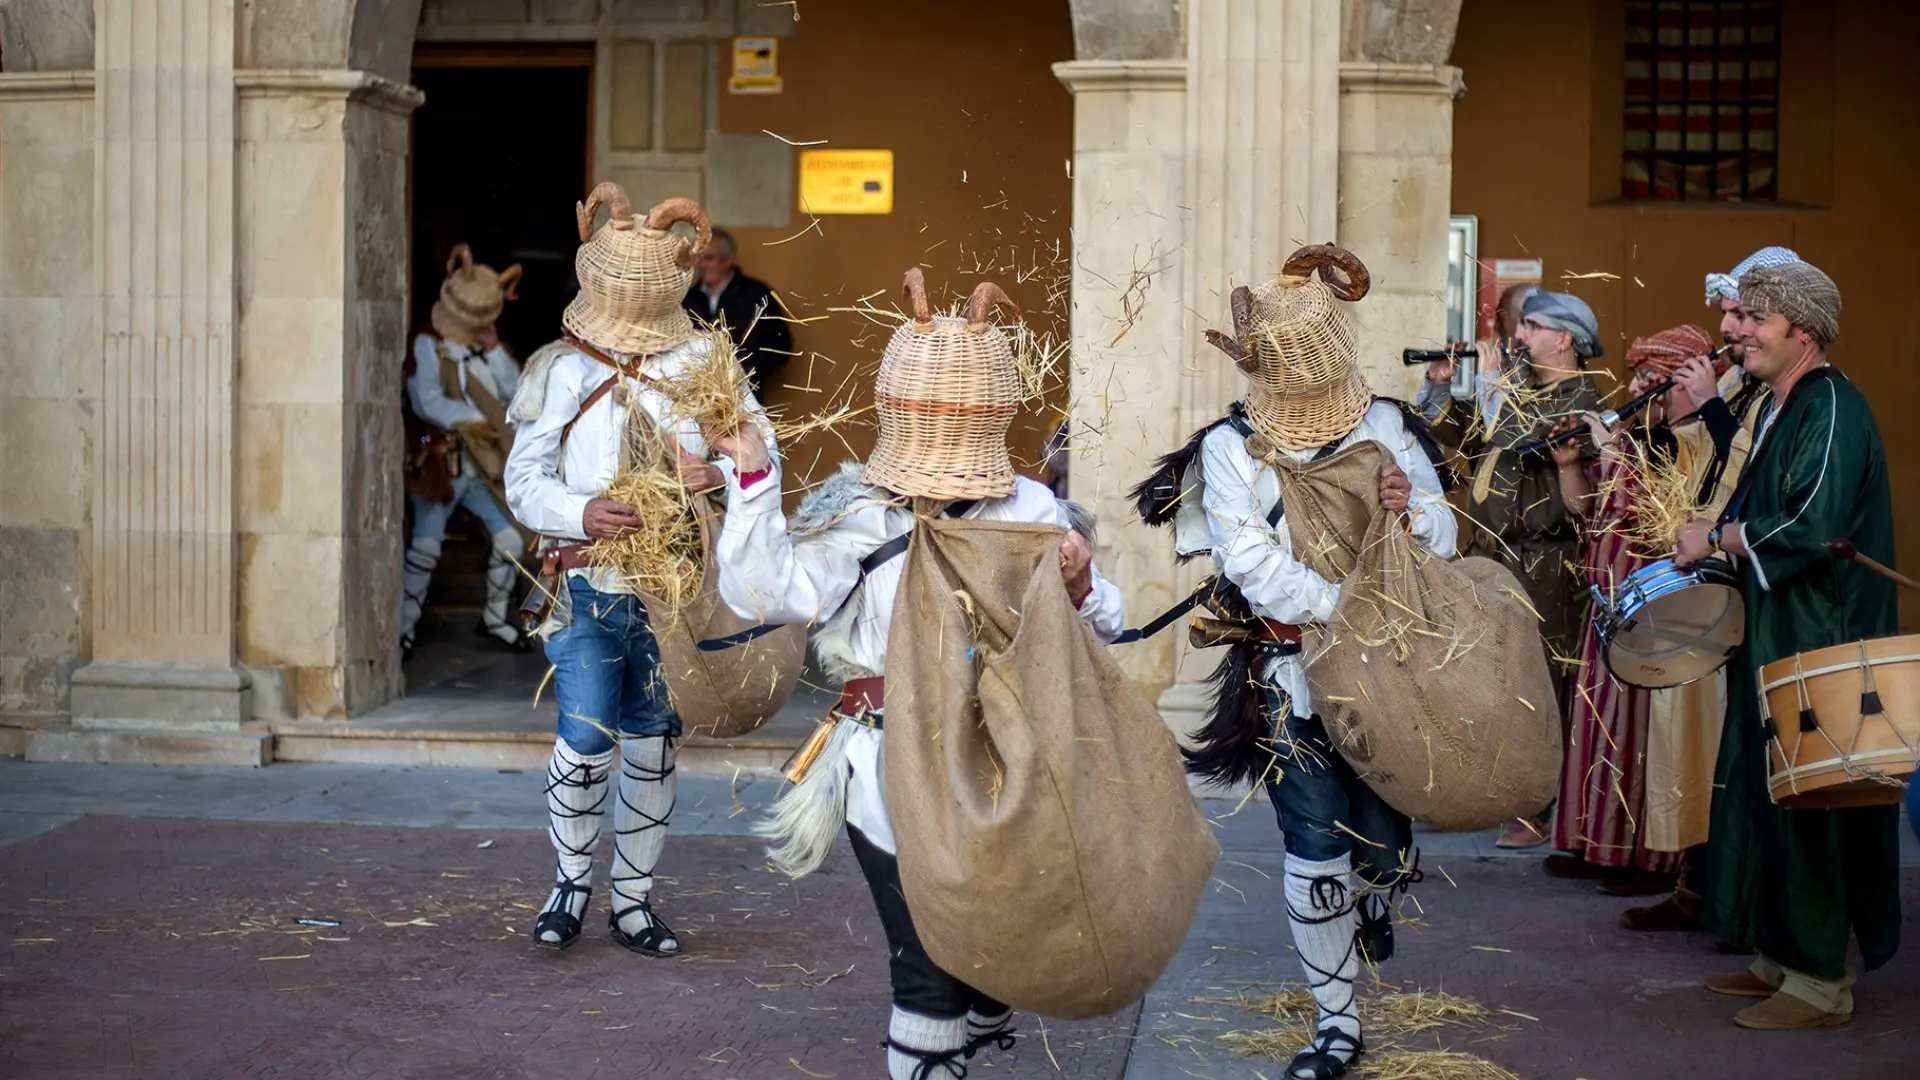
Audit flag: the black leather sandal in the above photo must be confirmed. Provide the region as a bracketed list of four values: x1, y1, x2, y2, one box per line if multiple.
[609, 900, 679, 957]
[1287, 1027, 1363, 1080]
[532, 881, 590, 951]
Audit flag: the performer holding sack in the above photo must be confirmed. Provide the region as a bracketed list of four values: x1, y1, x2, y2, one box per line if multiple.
[1134, 246, 1483, 1080]
[1673, 259, 1902, 1030]
[401, 245, 531, 658]
[504, 184, 772, 958]
[710, 270, 1214, 1080]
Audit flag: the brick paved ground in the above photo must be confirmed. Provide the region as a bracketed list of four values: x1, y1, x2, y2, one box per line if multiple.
[0, 817, 1135, 1080]
[1128, 826, 1920, 1080]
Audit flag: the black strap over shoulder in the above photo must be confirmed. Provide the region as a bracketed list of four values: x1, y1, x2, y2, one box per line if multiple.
[698, 498, 978, 651]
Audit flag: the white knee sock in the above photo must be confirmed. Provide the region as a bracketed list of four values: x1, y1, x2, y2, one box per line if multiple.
[399, 536, 441, 643]
[887, 1007, 968, 1080]
[611, 735, 677, 942]
[481, 527, 523, 643]
[1285, 853, 1362, 1074]
[540, 739, 610, 940]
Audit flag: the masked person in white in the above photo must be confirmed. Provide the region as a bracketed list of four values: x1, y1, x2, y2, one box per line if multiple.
[1138, 246, 1456, 1080]
[401, 245, 530, 657]
[504, 186, 771, 957]
[707, 273, 1123, 1080]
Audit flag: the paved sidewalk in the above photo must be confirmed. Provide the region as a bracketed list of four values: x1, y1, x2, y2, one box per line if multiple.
[2, 760, 1917, 1079]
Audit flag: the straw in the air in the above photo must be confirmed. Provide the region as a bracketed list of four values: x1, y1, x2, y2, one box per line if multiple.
[660, 324, 756, 440]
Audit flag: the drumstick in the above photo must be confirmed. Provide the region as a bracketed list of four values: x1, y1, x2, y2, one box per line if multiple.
[1825, 539, 1920, 594]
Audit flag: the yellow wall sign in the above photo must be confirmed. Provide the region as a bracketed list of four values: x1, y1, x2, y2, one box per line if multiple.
[729, 37, 782, 94]
[798, 149, 894, 215]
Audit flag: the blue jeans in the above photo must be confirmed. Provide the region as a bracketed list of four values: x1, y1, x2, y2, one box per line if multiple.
[411, 472, 516, 544]
[1260, 690, 1413, 886]
[546, 580, 682, 755]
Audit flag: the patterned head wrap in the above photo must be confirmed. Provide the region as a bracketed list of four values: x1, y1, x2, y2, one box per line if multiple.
[1625, 324, 1715, 378]
[1738, 261, 1842, 347]
[1705, 246, 1798, 307]
[1521, 290, 1603, 359]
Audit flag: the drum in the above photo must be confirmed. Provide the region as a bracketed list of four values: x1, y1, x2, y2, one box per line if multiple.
[1760, 635, 1920, 809]
[1590, 558, 1745, 690]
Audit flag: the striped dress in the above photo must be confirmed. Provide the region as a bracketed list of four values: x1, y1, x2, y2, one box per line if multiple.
[1552, 434, 1684, 873]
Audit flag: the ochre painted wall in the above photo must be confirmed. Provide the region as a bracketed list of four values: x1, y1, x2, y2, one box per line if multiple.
[713, 0, 1075, 504]
[1453, 0, 1920, 627]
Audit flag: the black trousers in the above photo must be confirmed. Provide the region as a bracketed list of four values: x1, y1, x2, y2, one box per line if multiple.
[847, 824, 1007, 1021]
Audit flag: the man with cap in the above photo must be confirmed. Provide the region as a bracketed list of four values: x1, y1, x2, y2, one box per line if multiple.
[504, 184, 774, 958]
[1136, 245, 1457, 1079]
[1674, 259, 1902, 1029]
[402, 244, 530, 658]
[705, 270, 1124, 1080]
[1420, 289, 1607, 850]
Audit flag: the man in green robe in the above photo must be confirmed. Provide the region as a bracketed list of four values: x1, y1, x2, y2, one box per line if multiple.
[1675, 260, 1901, 1031]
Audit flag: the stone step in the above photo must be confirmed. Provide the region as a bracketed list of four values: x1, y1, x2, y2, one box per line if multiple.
[26, 725, 273, 767]
[270, 723, 794, 776]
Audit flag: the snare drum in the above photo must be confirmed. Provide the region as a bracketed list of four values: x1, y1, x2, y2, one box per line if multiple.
[1590, 558, 1745, 690]
[1760, 635, 1920, 809]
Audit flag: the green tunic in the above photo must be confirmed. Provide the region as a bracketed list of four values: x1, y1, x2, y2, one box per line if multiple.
[1701, 366, 1902, 977]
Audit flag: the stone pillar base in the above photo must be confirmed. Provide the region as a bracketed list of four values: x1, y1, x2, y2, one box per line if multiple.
[27, 663, 272, 766]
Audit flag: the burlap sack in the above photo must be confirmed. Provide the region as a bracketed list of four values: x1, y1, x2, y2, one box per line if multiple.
[885, 516, 1219, 1020]
[1271, 441, 1562, 831]
[642, 494, 805, 739]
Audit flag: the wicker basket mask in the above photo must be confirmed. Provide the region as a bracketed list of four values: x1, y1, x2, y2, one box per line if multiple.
[431, 243, 523, 348]
[1207, 244, 1374, 452]
[864, 270, 1024, 501]
[562, 183, 710, 357]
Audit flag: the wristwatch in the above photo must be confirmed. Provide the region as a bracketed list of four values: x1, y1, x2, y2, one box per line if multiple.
[1707, 524, 1724, 555]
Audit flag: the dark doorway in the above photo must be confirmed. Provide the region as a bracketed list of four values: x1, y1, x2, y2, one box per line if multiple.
[410, 46, 593, 360]
[400, 45, 592, 699]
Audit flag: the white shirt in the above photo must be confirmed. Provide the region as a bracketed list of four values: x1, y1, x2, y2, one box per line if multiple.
[408, 333, 519, 430]
[713, 462, 1125, 853]
[502, 337, 775, 594]
[1198, 400, 1458, 720]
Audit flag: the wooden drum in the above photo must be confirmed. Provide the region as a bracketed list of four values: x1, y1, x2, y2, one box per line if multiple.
[1760, 635, 1920, 809]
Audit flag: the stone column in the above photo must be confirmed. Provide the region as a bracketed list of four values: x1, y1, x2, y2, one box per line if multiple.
[1157, 0, 1344, 736]
[31, 3, 421, 763]
[48, 0, 266, 763]
[1051, 57, 1187, 701]
[1338, 62, 1463, 399]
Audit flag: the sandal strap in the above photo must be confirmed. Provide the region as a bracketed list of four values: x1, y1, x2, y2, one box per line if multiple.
[1286, 1028, 1363, 1080]
[881, 1038, 969, 1080]
[963, 1023, 1017, 1058]
[609, 901, 677, 949]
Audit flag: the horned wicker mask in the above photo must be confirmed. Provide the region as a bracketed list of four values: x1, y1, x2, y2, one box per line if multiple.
[864, 269, 1025, 501]
[562, 182, 710, 357]
[1207, 244, 1374, 452]
[432, 243, 522, 348]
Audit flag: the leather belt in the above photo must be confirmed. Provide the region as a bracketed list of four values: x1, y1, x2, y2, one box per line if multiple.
[1261, 621, 1303, 644]
[834, 677, 885, 725]
[550, 542, 591, 572]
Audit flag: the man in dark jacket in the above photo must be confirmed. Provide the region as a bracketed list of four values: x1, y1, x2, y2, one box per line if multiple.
[683, 226, 794, 391]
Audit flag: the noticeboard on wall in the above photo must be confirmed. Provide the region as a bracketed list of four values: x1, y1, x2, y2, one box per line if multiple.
[730, 37, 782, 94]
[798, 149, 894, 215]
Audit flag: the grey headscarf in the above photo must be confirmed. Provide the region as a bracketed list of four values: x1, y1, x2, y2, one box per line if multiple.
[1521, 291, 1603, 360]
[1705, 246, 1798, 307]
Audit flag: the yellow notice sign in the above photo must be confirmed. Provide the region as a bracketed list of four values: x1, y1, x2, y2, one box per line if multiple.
[730, 37, 781, 94]
[799, 149, 894, 215]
